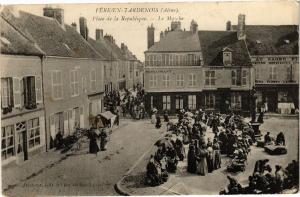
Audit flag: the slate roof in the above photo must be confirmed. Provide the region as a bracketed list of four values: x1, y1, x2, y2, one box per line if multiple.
[0, 16, 43, 56]
[198, 31, 252, 67]
[146, 30, 201, 52]
[1, 7, 103, 59]
[232, 25, 298, 55]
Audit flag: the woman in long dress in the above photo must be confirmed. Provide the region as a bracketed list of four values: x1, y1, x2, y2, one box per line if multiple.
[187, 144, 197, 173]
[207, 144, 214, 173]
[213, 138, 221, 169]
[196, 145, 208, 176]
[88, 129, 100, 154]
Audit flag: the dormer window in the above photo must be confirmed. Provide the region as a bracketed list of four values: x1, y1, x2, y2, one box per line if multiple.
[284, 39, 290, 44]
[222, 47, 233, 66]
[256, 40, 262, 44]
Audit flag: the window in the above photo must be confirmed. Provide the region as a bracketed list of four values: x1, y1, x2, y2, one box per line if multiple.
[129, 63, 134, 79]
[188, 54, 194, 65]
[90, 70, 96, 92]
[176, 74, 184, 87]
[70, 70, 79, 96]
[205, 93, 215, 109]
[231, 70, 241, 86]
[104, 65, 107, 76]
[52, 70, 63, 99]
[28, 118, 40, 149]
[82, 76, 87, 93]
[255, 67, 260, 79]
[149, 74, 157, 88]
[188, 95, 196, 110]
[231, 93, 241, 110]
[163, 95, 171, 110]
[175, 96, 183, 110]
[165, 54, 170, 66]
[54, 112, 64, 136]
[162, 74, 170, 87]
[242, 70, 247, 85]
[286, 66, 293, 81]
[170, 54, 173, 66]
[223, 52, 232, 65]
[175, 55, 179, 66]
[1, 78, 13, 108]
[188, 73, 196, 87]
[1, 125, 14, 160]
[150, 96, 154, 109]
[269, 66, 277, 80]
[23, 76, 36, 109]
[205, 71, 216, 85]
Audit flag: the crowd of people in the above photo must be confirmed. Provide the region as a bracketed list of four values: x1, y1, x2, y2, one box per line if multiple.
[145, 108, 257, 186]
[221, 159, 299, 194]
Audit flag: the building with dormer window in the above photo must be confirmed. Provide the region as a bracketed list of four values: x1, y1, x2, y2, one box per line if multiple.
[144, 16, 255, 114]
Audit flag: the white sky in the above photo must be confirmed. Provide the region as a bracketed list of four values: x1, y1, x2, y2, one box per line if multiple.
[10, 2, 299, 61]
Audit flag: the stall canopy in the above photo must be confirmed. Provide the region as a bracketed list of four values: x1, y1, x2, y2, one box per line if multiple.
[98, 111, 116, 128]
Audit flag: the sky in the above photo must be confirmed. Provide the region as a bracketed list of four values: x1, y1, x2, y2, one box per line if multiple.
[10, 2, 299, 61]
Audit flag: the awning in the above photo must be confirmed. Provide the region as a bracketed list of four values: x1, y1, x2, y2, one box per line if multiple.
[99, 111, 116, 120]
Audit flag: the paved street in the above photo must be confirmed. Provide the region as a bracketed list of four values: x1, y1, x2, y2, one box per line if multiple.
[3, 119, 165, 196]
[118, 116, 299, 195]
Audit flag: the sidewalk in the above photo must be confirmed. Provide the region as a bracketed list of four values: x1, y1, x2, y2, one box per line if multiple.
[2, 122, 124, 193]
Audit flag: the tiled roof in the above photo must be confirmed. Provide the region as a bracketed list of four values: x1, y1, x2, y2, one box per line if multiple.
[1, 7, 103, 59]
[198, 31, 252, 67]
[88, 38, 115, 60]
[233, 25, 298, 55]
[146, 30, 201, 52]
[0, 16, 43, 56]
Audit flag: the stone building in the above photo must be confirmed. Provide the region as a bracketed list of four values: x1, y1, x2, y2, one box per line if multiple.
[1, 14, 46, 166]
[231, 20, 299, 114]
[144, 18, 255, 115]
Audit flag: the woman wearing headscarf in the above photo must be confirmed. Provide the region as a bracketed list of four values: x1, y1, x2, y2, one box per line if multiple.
[196, 144, 208, 176]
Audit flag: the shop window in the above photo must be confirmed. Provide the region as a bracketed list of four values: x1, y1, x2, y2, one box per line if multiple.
[231, 93, 242, 110]
[188, 95, 196, 110]
[175, 96, 183, 110]
[1, 125, 14, 160]
[205, 93, 215, 109]
[163, 95, 171, 110]
[28, 118, 40, 149]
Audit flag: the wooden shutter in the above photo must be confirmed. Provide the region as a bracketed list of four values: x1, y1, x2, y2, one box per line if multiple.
[49, 114, 56, 139]
[80, 106, 84, 128]
[35, 76, 42, 104]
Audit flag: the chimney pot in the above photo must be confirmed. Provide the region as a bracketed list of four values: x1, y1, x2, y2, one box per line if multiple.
[226, 21, 232, 31]
[79, 17, 89, 40]
[96, 29, 103, 40]
[237, 14, 246, 40]
[147, 24, 155, 49]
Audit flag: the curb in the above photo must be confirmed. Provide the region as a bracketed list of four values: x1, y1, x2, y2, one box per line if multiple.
[114, 125, 168, 196]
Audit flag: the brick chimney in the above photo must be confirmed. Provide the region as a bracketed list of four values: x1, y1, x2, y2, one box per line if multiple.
[43, 7, 64, 25]
[160, 31, 164, 40]
[79, 17, 89, 40]
[237, 14, 246, 40]
[190, 20, 198, 34]
[104, 34, 114, 43]
[147, 24, 155, 49]
[121, 43, 126, 51]
[226, 21, 232, 31]
[96, 29, 103, 40]
[171, 21, 181, 31]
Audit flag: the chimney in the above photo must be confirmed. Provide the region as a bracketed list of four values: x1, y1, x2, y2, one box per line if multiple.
[171, 21, 181, 31]
[147, 24, 155, 49]
[160, 31, 164, 40]
[71, 22, 77, 30]
[95, 29, 103, 40]
[43, 7, 64, 25]
[121, 43, 125, 51]
[190, 20, 198, 34]
[237, 14, 246, 40]
[226, 21, 232, 31]
[79, 17, 89, 40]
[104, 34, 114, 43]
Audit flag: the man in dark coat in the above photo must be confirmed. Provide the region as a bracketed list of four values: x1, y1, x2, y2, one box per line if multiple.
[155, 114, 162, 129]
[253, 159, 269, 175]
[264, 132, 272, 145]
[99, 128, 108, 151]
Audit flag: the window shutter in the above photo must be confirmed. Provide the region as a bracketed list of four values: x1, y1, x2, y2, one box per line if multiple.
[13, 77, 21, 108]
[1, 78, 8, 108]
[35, 76, 42, 104]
